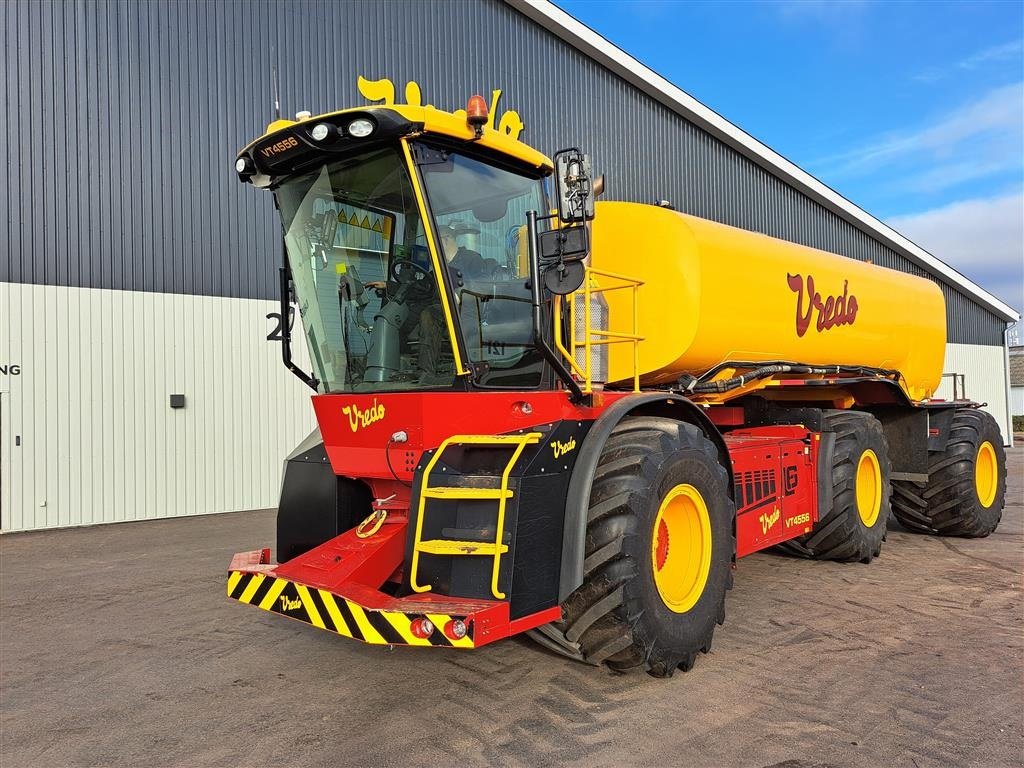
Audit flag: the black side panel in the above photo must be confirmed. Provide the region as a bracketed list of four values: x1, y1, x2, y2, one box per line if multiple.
[276, 434, 372, 563]
[865, 406, 929, 480]
[926, 407, 956, 452]
[510, 420, 592, 619]
[509, 474, 571, 619]
[816, 432, 837, 523]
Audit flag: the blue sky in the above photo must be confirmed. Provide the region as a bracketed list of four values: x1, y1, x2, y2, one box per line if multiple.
[558, 0, 1023, 313]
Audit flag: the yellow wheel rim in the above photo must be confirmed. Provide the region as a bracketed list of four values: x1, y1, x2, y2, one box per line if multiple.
[975, 441, 998, 508]
[855, 449, 882, 527]
[651, 484, 712, 614]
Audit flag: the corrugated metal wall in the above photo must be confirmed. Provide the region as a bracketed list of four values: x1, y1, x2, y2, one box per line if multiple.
[1, 0, 1007, 345]
[0, 282, 315, 532]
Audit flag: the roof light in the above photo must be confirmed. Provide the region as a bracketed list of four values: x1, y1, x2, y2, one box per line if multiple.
[295, 110, 312, 120]
[466, 95, 488, 138]
[310, 122, 332, 142]
[347, 118, 374, 138]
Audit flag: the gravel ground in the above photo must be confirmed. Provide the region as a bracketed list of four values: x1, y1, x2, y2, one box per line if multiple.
[2, 447, 1021, 768]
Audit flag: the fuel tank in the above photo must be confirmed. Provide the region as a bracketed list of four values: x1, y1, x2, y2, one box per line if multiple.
[589, 202, 946, 401]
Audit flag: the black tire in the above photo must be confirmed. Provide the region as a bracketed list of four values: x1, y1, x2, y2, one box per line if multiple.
[776, 410, 890, 563]
[531, 416, 735, 678]
[891, 408, 1006, 537]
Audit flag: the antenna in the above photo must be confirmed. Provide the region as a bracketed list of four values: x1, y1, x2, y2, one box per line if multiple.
[271, 51, 281, 120]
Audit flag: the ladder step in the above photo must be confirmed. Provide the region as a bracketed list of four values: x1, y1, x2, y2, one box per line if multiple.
[421, 487, 513, 500]
[416, 540, 510, 556]
[440, 527, 510, 544]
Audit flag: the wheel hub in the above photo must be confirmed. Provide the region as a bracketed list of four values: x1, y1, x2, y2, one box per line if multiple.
[651, 484, 712, 614]
[855, 449, 882, 527]
[975, 441, 998, 508]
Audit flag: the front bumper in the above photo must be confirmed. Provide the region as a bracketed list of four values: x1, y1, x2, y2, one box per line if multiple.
[228, 548, 548, 649]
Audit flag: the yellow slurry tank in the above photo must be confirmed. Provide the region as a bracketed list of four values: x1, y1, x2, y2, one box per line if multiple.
[591, 202, 947, 401]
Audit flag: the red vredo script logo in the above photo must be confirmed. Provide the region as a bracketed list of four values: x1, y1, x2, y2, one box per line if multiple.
[786, 273, 858, 338]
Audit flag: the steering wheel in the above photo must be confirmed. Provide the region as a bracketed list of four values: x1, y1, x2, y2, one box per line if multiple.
[390, 258, 430, 283]
[388, 258, 433, 301]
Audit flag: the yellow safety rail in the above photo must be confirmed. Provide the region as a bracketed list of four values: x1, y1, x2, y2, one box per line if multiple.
[409, 432, 543, 600]
[553, 266, 644, 394]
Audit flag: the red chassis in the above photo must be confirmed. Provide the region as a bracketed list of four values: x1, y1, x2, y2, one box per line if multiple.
[228, 392, 821, 649]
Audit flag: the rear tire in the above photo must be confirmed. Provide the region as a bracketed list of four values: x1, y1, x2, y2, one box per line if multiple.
[891, 408, 1005, 537]
[533, 416, 735, 677]
[775, 410, 890, 563]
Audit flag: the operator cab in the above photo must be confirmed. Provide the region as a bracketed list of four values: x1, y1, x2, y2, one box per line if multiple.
[238, 107, 552, 393]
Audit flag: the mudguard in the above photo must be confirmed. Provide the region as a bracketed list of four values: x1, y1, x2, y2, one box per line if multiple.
[558, 393, 731, 602]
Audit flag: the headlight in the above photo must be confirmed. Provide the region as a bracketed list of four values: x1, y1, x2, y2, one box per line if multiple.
[311, 122, 332, 142]
[235, 157, 255, 176]
[347, 118, 375, 138]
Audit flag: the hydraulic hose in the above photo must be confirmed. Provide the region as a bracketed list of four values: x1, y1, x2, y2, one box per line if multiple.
[675, 361, 902, 396]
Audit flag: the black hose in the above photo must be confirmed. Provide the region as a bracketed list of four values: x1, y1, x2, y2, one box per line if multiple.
[676, 361, 903, 396]
[385, 436, 412, 487]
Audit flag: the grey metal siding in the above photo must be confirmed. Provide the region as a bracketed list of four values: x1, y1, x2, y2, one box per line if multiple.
[2, 0, 1006, 345]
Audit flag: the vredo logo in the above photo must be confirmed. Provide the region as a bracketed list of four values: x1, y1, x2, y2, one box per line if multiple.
[279, 594, 302, 611]
[786, 273, 859, 338]
[551, 436, 577, 459]
[759, 508, 781, 535]
[342, 398, 386, 433]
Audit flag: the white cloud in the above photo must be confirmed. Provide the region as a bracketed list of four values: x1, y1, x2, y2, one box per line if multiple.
[914, 39, 1023, 83]
[815, 82, 1023, 180]
[904, 158, 1019, 195]
[959, 39, 1023, 70]
[887, 192, 1024, 312]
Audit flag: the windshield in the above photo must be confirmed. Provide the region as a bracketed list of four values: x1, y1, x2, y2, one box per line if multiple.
[417, 144, 548, 388]
[275, 148, 458, 392]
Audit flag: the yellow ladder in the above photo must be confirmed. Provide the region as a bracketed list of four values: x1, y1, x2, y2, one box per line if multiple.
[409, 432, 543, 600]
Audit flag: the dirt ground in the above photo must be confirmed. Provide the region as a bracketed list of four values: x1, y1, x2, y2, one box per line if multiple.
[1, 447, 1021, 768]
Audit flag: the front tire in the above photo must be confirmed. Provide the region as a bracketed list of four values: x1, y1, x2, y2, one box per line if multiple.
[534, 416, 735, 677]
[776, 410, 890, 563]
[891, 408, 1006, 537]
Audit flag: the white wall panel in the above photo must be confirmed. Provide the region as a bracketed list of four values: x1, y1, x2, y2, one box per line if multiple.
[1010, 387, 1023, 418]
[936, 342, 1013, 444]
[0, 282, 314, 532]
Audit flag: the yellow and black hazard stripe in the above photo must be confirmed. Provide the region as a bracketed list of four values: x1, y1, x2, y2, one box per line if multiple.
[227, 571, 474, 648]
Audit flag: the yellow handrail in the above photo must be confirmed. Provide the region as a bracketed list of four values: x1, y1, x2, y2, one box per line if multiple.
[554, 266, 644, 394]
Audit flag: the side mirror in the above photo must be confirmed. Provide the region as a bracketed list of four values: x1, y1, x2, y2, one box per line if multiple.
[554, 149, 595, 223]
[538, 227, 588, 295]
[539, 227, 588, 262]
[543, 260, 585, 295]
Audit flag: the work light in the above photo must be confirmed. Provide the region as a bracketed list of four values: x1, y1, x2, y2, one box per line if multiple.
[311, 122, 332, 142]
[347, 118, 375, 138]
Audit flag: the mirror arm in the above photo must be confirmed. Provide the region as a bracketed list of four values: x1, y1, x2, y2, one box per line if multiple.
[279, 261, 320, 392]
[527, 210, 586, 404]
